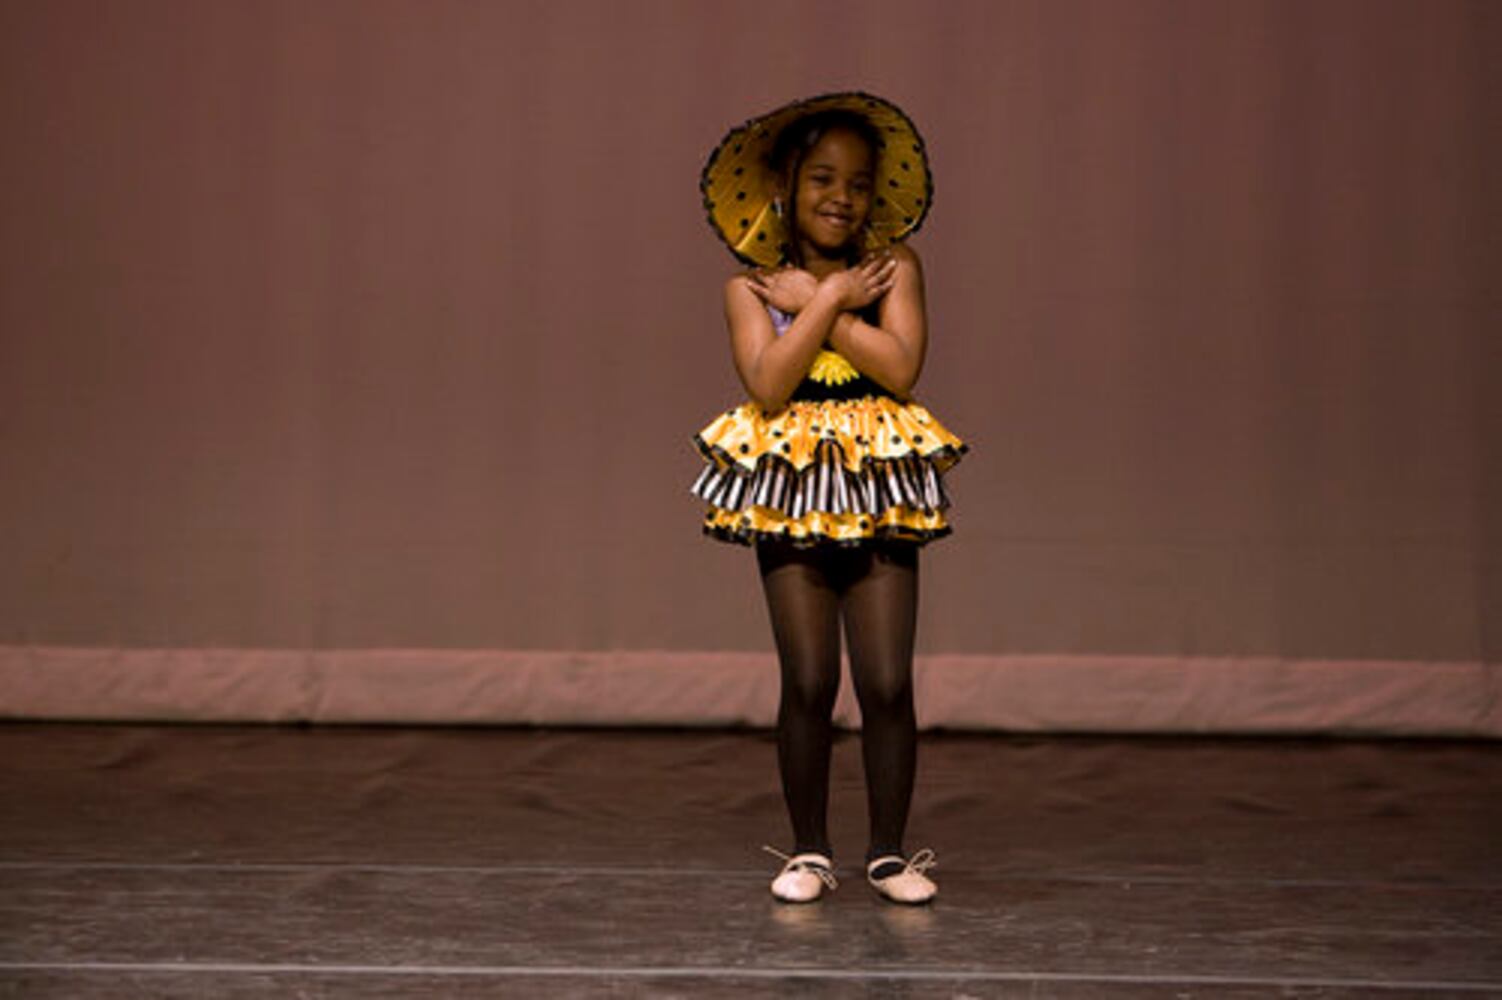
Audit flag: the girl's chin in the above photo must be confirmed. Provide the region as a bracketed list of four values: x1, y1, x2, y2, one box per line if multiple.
[801, 237, 858, 260]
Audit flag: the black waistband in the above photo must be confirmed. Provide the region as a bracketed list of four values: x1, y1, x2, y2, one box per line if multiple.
[789, 375, 893, 402]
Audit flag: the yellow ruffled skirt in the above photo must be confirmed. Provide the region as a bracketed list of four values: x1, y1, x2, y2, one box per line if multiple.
[691, 392, 966, 547]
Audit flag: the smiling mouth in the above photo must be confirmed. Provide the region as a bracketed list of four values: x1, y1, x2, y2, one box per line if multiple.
[819, 212, 852, 227]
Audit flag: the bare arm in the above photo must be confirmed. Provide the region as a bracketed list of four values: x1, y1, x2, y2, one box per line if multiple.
[725, 276, 839, 411]
[827, 243, 928, 399]
[726, 257, 896, 410]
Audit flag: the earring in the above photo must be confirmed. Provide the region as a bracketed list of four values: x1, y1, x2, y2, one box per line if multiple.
[772, 198, 784, 218]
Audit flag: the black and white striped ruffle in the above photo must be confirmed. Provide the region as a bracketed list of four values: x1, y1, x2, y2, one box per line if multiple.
[692, 438, 953, 520]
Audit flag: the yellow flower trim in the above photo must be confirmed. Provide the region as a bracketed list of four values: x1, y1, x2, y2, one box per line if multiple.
[808, 350, 860, 386]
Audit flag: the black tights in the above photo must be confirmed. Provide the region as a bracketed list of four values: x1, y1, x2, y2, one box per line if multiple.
[756, 540, 919, 864]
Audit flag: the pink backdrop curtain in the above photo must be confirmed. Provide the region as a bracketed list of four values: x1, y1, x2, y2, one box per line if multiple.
[1, 0, 1496, 733]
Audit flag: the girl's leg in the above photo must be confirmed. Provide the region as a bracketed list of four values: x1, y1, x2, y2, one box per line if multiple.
[757, 541, 843, 858]
[841, 542, 920, 867]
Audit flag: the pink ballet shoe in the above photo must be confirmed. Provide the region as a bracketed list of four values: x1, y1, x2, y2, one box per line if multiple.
[866, 848, 937, 904]
[763, 844, 838, 903]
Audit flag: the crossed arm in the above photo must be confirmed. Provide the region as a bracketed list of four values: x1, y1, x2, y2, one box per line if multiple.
[724, 243, 929, 411]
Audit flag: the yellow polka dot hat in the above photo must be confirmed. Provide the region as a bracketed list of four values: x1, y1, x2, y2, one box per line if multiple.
[701, 92, 934, 269]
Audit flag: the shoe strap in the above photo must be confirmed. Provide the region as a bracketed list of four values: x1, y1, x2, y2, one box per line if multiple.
[762, 844, 839, 889]
[867, 847, 937, 878]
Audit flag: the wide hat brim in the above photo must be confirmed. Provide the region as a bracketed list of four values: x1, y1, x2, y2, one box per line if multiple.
[701, 91, 933, 269]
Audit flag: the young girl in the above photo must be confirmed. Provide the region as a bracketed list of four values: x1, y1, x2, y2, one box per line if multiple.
[692, 93, 965, 905]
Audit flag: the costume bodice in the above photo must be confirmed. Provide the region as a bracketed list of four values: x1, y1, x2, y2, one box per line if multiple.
[766, 304, 891, 403]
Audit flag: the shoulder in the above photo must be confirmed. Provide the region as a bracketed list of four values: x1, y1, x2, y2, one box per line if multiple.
[875, 242, 927, 330]
[724, 271, 758, 302]
[883, 243, 925, 301]
[888, 242, 923, 274]
[723, 273, 773, 333]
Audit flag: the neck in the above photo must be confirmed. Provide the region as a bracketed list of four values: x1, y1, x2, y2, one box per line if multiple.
[798, 240, 851, 279]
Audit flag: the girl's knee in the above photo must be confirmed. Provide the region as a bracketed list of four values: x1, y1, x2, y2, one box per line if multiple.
[854, 667, 914, 719]
[780, 660, 840, 714]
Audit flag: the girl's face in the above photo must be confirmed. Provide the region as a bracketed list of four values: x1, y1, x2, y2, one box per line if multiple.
[791, 127, 874, 261]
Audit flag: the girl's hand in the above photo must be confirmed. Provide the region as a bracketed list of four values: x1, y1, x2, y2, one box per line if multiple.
[823, 253, 898, 311]
[747, 267, 819, 314]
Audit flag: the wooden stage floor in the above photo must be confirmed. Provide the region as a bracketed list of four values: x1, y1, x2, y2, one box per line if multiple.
[0, 723, 1498, 997]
